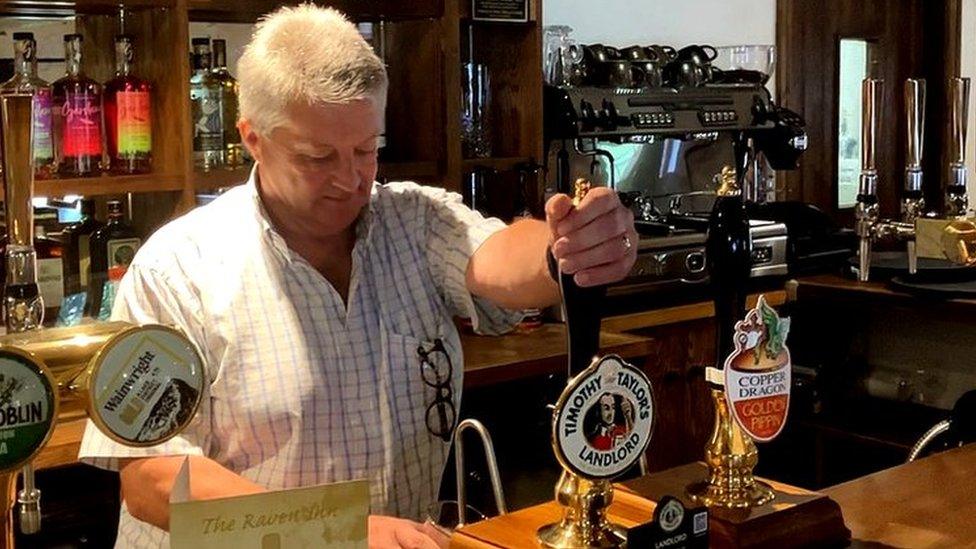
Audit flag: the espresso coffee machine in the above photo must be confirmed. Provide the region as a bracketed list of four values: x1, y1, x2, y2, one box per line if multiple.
[543, 44, 810, 306]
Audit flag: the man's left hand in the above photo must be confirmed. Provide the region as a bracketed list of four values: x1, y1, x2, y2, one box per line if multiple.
[546, 187, 638, 287]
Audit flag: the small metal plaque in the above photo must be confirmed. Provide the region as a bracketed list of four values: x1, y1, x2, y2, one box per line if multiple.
[724, 295, 791, 442]
[88, 325, 204, 446]
[0, 349, 57, 473]
[472, 0, 529, 22]
[552, 354, 654, 479]
[627, 496, 709, 548]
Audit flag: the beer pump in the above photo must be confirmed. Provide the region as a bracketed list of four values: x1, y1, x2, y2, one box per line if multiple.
[0, 94, 205, 548]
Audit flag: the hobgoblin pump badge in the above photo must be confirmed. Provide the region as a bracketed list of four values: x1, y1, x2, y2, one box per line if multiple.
[724, 295, 791, 442]
[553, 355, 654, 479]
[89, 326, 204, 446]
[0, 350, 57, 473]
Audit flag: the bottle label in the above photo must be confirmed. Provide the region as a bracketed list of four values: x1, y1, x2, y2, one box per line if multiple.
[32, 90, 53, 161]
[79, 234, 91, 287]
[62, 91, 102, 157]
[36, 257, 64, 310]
[191, 88, 223, 152]
[106, 237, 141, 281]
[117, 90, 152, 155]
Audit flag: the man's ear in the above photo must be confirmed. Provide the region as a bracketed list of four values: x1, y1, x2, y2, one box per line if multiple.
[238, 119, 262, 163]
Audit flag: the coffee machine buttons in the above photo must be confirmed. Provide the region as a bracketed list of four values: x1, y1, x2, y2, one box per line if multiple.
[700, 110, 738, 125]
[632, 111, 674, 129]
[599, 99, 621, 130]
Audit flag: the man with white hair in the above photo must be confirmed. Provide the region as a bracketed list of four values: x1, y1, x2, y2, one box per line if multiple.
[79, 4, 637, 548]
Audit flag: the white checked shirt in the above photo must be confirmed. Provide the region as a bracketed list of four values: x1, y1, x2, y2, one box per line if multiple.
[78, 167, 523, 548]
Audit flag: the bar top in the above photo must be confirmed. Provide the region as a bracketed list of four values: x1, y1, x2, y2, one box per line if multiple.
[824, 443, 976, 547]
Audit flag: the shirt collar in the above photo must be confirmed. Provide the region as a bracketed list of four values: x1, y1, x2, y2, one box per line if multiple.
[245, 163, 377, 263]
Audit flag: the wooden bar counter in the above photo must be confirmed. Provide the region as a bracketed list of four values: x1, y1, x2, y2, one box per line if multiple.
[451, 444, 976, 548]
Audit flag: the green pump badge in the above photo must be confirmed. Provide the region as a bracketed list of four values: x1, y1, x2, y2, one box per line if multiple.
[0, 349, 57, 474]
[88, 325, 204, 446]
[553, 355, 654, 479]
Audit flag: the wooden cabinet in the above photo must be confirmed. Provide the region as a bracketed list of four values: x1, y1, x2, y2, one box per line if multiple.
[0, 0, 544, 232]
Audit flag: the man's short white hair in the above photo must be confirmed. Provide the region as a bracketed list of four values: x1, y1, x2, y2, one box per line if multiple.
[237, 4, 388, 135]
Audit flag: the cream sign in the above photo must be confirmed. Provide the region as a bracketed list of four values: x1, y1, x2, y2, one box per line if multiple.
[88, 325, 204, 445]
[170, 458, 368, 549]
[553, 355, 654, 479]
[724, 295, 792, 442]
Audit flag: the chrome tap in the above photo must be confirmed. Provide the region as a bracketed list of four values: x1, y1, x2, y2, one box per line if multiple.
[855, 78, 917, 282]
[453, 418, 507, 528]
[946, 77, 970, 217]
[902, 78, 926, 222]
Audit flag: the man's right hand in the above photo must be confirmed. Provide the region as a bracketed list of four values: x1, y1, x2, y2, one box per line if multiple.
[369, 515, 449, 549]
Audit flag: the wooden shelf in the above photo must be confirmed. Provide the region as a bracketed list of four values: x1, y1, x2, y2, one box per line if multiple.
[0, 0, 174, 17]
[188, 0, 443, 23]
[193, 164, 252, 191]
[34, 172, 185, 197]
[461, 156, 533, 173]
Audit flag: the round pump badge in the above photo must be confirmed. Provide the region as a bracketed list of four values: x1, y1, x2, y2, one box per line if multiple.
[724, 295, 791, 442]
[553, 355, 654, 479]
[87, 325, 205, 447]
[0, 349, 57, 474]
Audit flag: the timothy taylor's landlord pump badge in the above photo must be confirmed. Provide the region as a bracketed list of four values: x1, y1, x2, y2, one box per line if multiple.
[88, 325, 205, 446]
[553, 355, 654, 479]
[0, 349, 57, 473]
[724, 296, 791, 441]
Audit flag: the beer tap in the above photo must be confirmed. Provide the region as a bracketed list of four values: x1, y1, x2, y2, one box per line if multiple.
[854, 78, 918, 282]
[1, 94, 44, 536]
[902, 79, 926, 223]
[946, 77, 970, 217]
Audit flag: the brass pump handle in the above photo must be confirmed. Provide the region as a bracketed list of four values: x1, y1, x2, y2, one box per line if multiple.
[905, 78, 926, 170]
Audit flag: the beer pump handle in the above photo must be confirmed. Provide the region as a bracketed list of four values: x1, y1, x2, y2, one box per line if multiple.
[557, 180, 607, 377]
[860, 78, 882, 187]
[707, 193, 752, 373]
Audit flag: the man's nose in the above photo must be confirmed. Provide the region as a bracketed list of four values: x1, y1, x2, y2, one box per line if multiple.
[330, 155, 361, 193]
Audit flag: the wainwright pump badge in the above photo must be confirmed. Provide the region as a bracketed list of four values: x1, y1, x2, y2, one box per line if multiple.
[724, 295, 791, 442]
[553, 355, 654, 479]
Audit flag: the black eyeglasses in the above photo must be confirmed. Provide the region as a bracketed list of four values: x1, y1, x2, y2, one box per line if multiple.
[417, 338, 456, 442]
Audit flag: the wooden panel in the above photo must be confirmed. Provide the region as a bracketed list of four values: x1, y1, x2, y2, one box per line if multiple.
[776, 0, 960, 227]
[188, 0, 443, 23]
[383, 20, 444, 168]
[35, 173, 184, 196]
[0, 0, 174, 17]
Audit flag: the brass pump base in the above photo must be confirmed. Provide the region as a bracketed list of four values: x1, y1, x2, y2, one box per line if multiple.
[687, 388, 776, 509]
[537, 471, 626, 548]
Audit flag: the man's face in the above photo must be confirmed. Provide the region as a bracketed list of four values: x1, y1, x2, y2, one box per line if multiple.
[241, 98, 383, 238]
[600, 397, 615, 425]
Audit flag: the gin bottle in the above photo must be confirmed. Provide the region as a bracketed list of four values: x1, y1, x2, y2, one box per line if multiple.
[105, 35, 152, 174]
[0, 32, 55, 179]
[190, 38, 224, 170]
[211, 39, 242, 168]
[52, 34, 104, 177]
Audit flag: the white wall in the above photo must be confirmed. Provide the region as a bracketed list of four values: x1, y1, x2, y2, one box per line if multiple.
[542, 0, 776, 49]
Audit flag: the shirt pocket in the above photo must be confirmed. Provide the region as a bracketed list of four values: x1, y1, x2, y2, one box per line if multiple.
[378, 317, 461, 444]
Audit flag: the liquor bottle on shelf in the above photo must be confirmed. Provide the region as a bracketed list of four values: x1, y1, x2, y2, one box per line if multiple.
[89, 200, 141, 317]
[34, 224, 65, 324]
[105, 34, 152, 175]
[61, 199, 104, 297]
[0, 32, 55, 179]
[190, 37, 224, 171]
[212, 39, 243, 168]
[52, 34, 104, 177]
